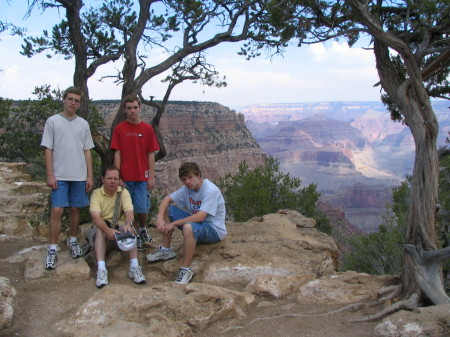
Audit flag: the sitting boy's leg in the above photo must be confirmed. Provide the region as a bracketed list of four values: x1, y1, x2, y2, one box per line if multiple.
[181, 224, 196, 268]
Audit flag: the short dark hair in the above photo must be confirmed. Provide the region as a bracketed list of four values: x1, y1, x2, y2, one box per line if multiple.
[123, 94, 141, 108]
[63, 86, 82, 99]
[102, 165, 120, 177]
[178, 162, 202, 179]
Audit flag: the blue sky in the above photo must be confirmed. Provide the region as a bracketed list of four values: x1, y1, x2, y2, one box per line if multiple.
[0, 1, 382, 109]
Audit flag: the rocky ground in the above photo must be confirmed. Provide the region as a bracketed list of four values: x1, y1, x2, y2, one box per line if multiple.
[0, 234, 385, 337]
[1, 163, 448, 337]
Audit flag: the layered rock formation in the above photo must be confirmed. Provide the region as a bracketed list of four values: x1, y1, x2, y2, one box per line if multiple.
[0, 163, 50, 237]
[96, 101, 266, 193]
[243, 101, 449, 232]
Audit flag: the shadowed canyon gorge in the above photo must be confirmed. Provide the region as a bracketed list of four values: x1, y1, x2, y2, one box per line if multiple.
[96, 100, 449, 232]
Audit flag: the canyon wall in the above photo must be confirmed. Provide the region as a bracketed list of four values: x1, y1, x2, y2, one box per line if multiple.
[95, 101, 266, 193]
[243, 101, 449, 232]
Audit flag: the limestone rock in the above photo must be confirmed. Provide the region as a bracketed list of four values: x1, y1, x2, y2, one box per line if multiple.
[24, 248, 91, 281]
[201, 210, 339, 287]
[373, 304, 450, 337]
[297, 271, 399, 305]
[0, 277, 17, 329]
[245, 273, 316, 298]
[55, 283, 256, 336]
[0, 162, 50, 236]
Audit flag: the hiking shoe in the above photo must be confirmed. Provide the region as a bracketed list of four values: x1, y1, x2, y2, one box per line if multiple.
[175, 268, 193, 285]
[139, 228, 153, 243]
[96, 269, 108, 288]
[128, 266, 146, 284]
[68, 240, 83, 259]
[136, 236, 144, 251]
[145, 247, 176, 262]
[44, 249, 58, 269]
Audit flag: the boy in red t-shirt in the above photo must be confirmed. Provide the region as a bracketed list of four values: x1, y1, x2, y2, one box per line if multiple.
[110, 94, 160, 250]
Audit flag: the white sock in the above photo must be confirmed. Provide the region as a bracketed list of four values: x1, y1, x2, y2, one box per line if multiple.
[130, 258, 139, 268]
[160, 246, 170, 252]
[69, 236, 78, 243]
[49, 244, 58, 251]
[139, 227, 146, 233]
[97, 261, 106, 270]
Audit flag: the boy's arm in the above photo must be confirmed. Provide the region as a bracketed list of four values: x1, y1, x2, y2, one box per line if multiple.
[114, 150, 121, 170]
[84, 149, 94, 192]
[44, 148, 57, 189]
[156, 195, 172, 231]
[147, 151, 156, 190]
[113, 150, 125, 187]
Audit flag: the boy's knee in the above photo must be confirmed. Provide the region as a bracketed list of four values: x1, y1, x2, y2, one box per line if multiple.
[51, 207, 64, 217]
[182, 223, 193, 236]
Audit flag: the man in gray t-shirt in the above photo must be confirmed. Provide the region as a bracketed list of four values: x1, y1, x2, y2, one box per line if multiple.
[40, 86, 94, 270]
[146, 162, 227, 284]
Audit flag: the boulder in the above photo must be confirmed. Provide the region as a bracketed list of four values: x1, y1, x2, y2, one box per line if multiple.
[24, 247, 91, 281]
[374, 304, 450, 337]
[55, 283, 255, 336]
[0, 277, 17, 329]
[297, 271, 399, 305]
[0, 162, 50, 237]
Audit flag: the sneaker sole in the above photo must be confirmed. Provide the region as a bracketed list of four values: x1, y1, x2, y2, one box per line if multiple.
[128, 273, 147, 285]
[133, 279, 146, 285]
[96, 283, 107, 288]
[145, 254, 176, 262]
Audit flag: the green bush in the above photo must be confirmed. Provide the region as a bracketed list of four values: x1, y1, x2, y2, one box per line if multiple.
[340, 181, 410, 275]
[218, 157, 331, 233]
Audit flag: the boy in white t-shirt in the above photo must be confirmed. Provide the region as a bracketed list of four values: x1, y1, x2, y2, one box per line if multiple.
[41, 86, 94, 269]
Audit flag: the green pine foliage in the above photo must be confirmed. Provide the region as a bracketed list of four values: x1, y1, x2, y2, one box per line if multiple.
[218, 157, 332, 234]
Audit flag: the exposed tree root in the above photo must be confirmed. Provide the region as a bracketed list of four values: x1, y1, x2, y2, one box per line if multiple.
[347, 293, 419, 323]
[218, 302, 372, 334]
[368, 285, 402, 307]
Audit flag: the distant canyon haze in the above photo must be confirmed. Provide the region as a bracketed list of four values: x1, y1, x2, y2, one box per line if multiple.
[241, 101, 449, 232]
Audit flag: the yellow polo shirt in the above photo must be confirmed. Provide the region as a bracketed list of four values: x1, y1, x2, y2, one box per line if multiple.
[89, 186, 134, 224]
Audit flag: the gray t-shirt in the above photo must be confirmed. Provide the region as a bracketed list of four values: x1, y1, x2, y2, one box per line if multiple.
[41, 113, 94, 181]
[170, 179, 227, 240]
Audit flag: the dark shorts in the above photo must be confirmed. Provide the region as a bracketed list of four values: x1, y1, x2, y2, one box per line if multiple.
[168, 206, 220, 243]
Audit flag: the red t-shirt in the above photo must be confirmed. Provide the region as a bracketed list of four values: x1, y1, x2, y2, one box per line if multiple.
[110, 121, 160, 181]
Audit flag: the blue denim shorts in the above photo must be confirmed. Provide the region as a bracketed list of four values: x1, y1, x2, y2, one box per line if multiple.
[51, 181, 89, 208]
[124, 181, 150, 214]
[168, 206, 220, 243]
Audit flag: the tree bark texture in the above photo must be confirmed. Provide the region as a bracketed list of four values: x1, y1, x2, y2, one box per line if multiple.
[348, 0, 449, 305]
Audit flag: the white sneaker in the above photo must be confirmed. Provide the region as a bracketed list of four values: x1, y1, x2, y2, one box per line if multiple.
[128, 266, 146, 284]
[68, 240, 83, 259]
[175, 268, 193, 284]
[145, 247, 176, 262]
[96, 269, 108, 288]
[44, 249, 57, 269]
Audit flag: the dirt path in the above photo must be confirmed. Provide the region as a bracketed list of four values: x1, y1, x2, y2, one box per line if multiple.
[1, 237, 381, 337]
